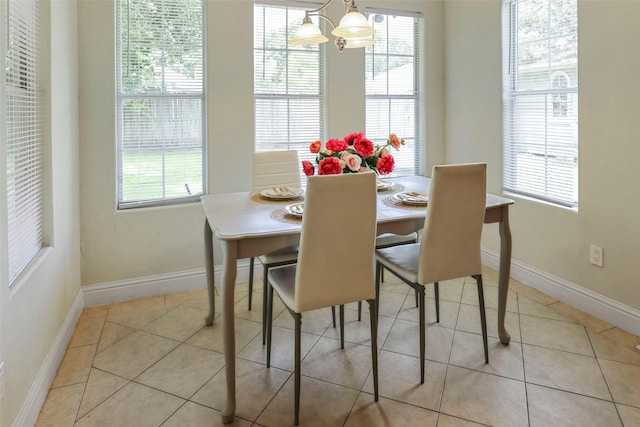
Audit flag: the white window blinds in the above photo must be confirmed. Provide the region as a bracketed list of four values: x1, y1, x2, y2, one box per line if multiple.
[365, 10, 421, 177]
[254, 1, 324, 169]
[503, 0, 578, 208]
[116, 0, 205, 209]
[5, 0, 46, 285]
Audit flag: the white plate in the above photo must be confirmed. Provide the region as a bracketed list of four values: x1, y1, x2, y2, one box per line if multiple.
[285, 202, 304, 217]
[376, 180, 394, 191]
[393, 191, 428, 206]
[260, 186, 304, 200]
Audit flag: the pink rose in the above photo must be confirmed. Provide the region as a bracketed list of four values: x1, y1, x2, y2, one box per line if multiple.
[302, 160, 314, 177]
[341, 152, 362, 172]
[354, 138, 374, 157]
[310, 140, 321, 154]
[318, 157, 343, 175]
[377, 154, 394, 175]
[326, 138, 348, 152]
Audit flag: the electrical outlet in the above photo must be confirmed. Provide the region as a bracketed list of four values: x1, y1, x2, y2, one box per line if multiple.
[0, 361, 5, 401]
[590, 244, 603, 267]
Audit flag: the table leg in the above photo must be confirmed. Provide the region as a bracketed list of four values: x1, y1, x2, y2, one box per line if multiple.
[497, 206, 512, 344]
[204, 219, 216, 326]
[221, 240, 238, 424]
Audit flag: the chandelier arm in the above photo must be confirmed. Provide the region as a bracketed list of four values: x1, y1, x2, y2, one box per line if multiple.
[307, 12, 336, 30]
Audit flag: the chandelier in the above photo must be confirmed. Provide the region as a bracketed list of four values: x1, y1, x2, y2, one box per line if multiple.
[289, 0, 376, 53]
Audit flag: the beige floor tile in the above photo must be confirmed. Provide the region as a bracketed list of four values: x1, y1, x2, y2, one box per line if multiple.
[271, 306, 334, 336]
[517, 294, 571, 321]
[163, 401, 252, 427]
[372, 290, 410, 319]
[106, 298, 170, 330]
[75, 382, 184, 427]
[301, 337, 375, 389]
[322, 308, 395, 347]
[35, 383, 84, 427]
[449, 330, 524, 381]
[233, 286, 286, 324]
[344, 392, 438, 427]
[480, 266, 500, 285]
[520, 314, 593, 355]
[77, 368, 129, 418]
[96, 321, 136, 354]
[599, 359, 640, 407]
[186, 317, 261, 354]
[136, 343, 226, 399]
[461, 281, 518, 313]
[587, 329, 640, 366]
[602, 327, 640, 350]
[397, 297, 460, 330]
[93, 330, 179, 379]
[362, 350, 447, 411]
[383, 319, 454, 364]
[436, 414, 487, 426]
[141, 304, 208, 341]
[549, 301, 614, 332]
[237, 325, 320, 371]
[256, 375, 359, 427]
[456, 304, 521, 343]
[425, 278, 466, 302]
[616, 403, 640, 426]
[378, 273, 413, 295]
[68, 314, 106, 348]
[510, 281, 558, 306]
[51, 344, 96, 388]
[81, 304, 110, 319]
[527, 383, 621, 427]
[440, 366, 528, 427]
[191, 358, 290, 422]
[165, 287, 209, 307]
[522, 344, 610, 399]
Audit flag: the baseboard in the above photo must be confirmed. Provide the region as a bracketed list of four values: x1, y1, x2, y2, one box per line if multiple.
[481, 247, 640, 337]
[82, 259, 257, 307]
[13, 291, 84, 427]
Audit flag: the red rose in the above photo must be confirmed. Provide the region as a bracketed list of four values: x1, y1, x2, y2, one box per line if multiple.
[354, 138, 374, 157]
[318, 157, 343, 175]
[302, 160, 315, 177]
[326, 138, 348, 152]
[377, 154, 395, 175]
[344, 131, 364, 146]
[310, 140, 321, 154]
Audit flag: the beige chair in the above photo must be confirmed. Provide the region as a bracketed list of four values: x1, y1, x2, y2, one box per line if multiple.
[249, 150, 301, 343]
[375, 163, 489, 384]
[265, 172, 379, 425]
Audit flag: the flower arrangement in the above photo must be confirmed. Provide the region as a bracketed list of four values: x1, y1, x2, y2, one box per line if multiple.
[301, 132, 405, 177]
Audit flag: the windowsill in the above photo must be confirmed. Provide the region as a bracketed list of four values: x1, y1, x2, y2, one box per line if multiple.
[9, 246, 54, 299]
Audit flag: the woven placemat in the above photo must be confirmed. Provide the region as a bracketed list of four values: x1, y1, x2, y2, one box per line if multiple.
[269, 208, 303, 224]
[382, 195, 427, 210]
[251, 193, 304, 205]
[377, 182, 405, 194]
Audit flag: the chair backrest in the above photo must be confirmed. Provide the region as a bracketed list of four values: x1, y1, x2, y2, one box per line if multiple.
[252, 150, 301, 193]
[294, 172, 377, 312]
[418, 163, 487, 284]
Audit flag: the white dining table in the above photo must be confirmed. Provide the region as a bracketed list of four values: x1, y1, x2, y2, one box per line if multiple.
[200, 175, 515, 424]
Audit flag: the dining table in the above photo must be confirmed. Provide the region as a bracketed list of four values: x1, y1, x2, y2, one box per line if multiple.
[200, 175, 515, 424]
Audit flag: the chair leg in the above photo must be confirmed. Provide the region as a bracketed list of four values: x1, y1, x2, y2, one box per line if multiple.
[368, 298, 379, 402]
[262, 264, 269, 345]
[266, 283, 274, 368]
[294, 313, 302, 426]
[375, 262, 382, 321]
[415, 289, 418, 308]
[475, 275, 489, 364]
[331, 306, 336, 328]
[357, 301, 362, 321]
[434, 281, 440, 323]
[248, 257, 255, 310]
[380, 266, 385, 283]
[339, 304, 345, 349]
[418, 285, 425, 384]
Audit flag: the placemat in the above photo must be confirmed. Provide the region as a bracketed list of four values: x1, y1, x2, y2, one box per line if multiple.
[269, 208, 303, 224]
[251, 193, 304, 204]
[382, 195, 427, 210]
[377, 182, 405, 193]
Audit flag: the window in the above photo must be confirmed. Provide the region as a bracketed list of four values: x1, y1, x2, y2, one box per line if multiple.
[254, 1, 323, 171]
[503, 0, 578, 208]
[4, 0, 47, 285]
[365, 10, 422, 177]
[116, 0, 205, 209]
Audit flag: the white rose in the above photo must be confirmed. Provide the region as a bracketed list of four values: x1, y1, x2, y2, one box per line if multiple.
[342, 153, 362, 172]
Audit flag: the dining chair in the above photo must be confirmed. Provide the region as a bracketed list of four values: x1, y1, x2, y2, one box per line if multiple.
[250, 150, 302, 343]
[265, 172, 379, 425]
[375, 163, 489, 384]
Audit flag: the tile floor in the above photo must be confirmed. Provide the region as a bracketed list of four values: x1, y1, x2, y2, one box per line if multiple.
[36, 267, 640, 426]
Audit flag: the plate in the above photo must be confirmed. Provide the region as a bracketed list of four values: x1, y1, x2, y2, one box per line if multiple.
[260, 186, 304, 200]
[393, 191, 428, 206]
[376, 180, 394, 191]
[285, 202, 304, 217]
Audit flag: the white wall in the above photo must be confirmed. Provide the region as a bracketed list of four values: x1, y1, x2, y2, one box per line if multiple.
[77, 0, 446, 286]
[0, 1, 81, 425]
[445, 0, 640, 313]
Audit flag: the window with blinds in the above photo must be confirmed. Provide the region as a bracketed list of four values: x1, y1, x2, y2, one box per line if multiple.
[5, 0, 46, 285]
[502, 0, 578, 208]
[365, 10, 422, 177]
[116, 0, 205, 209]
[254, 1, 324, 171]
